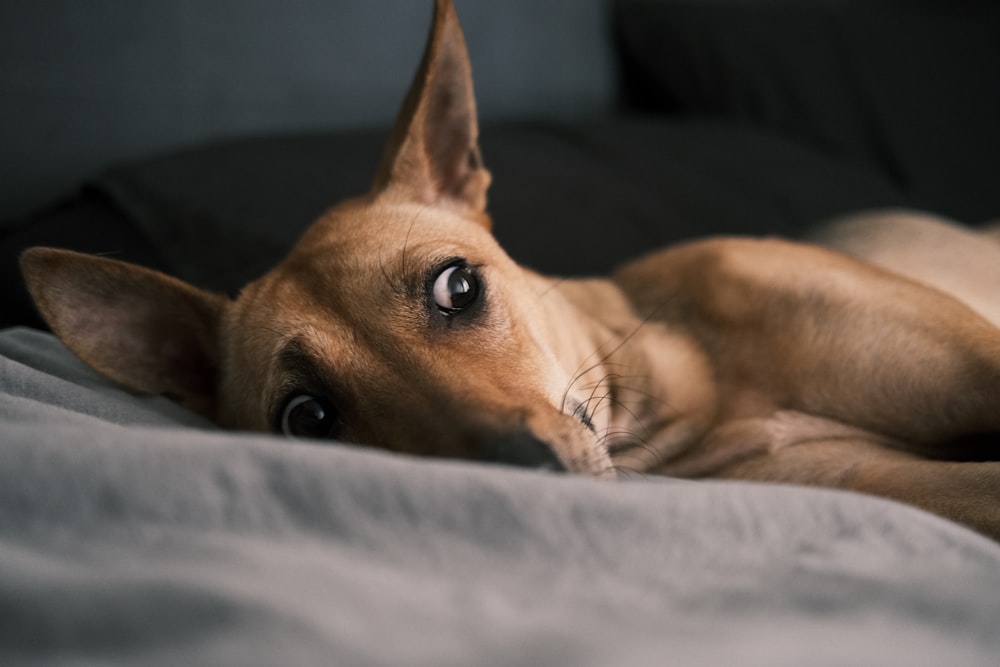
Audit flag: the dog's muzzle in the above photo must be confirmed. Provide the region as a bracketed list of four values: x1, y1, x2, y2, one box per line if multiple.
[481, 432, 567, 472]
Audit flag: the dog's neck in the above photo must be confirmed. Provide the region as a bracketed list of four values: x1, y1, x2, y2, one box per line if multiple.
[529, 272, 718, 473]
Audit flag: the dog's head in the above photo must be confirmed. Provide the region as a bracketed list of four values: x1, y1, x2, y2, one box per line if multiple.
[21, 0, 613, 475]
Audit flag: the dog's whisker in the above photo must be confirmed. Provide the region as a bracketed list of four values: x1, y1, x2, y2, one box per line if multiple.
[601, 423, 654, 447]
[400, 204, 428, 278]
[581, 377, 632, 427]
[577, 374, 666, 411]
[560, 304, 665, 417]
[378, 256, 407, 298]
[559, 360, 630, 415]
[580, 375, 614, 417]
[608, 459, 649, 477]
[610, 465, 649, 481]
[535, 276, 570, 300]
[560, 339, 629, 413]
[574, 370, 648, 392]
[581, 391, 650, 439]
[609, 383, 668, 405]
[602, 426, 665, 471]
[21, 0, 1000, 543]
[602, 428, 653, 448]
[376, 204, 431, 299]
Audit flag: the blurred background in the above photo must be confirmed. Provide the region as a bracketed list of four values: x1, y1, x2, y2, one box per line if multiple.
[0, 0, 615, 222]
[2, 0, 999, 332]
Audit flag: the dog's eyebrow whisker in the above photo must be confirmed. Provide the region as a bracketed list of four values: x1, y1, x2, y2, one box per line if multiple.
[377, 255, 408, 298]
[249, 325, 301, 362]
[399, 204, 429, 278]
[375, 204, 432, 300]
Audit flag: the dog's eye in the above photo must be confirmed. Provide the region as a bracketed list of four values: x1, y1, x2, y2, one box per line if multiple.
[432, 263, 480, 314]
[279, 394, 340, 439]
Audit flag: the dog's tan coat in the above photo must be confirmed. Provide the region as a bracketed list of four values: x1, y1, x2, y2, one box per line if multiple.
[21, 0, 1000, 539]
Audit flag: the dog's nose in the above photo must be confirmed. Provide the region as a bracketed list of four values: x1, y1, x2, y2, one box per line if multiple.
[482, 432, 567, 472]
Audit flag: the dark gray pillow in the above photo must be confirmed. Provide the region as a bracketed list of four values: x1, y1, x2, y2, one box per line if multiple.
[615, 0, 1000, 221]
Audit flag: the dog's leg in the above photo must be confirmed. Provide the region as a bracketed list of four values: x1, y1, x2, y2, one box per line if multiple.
[812, 210, 1000, 326]
[616, 238, 1000, 458]
[982, 221, 1000, 245]
[715, 437, 1000, 540]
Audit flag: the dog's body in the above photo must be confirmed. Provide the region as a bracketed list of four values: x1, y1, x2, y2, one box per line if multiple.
[21, 0, 1000, 539]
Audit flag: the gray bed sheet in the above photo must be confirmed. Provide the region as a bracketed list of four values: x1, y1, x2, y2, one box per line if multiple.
[1, 326, 999, 665]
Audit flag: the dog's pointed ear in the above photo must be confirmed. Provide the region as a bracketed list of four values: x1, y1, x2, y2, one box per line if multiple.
[372, 0, 491, 220]
[20, 248, 227, 420]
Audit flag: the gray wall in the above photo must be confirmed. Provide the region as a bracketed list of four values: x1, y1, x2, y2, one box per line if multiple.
[0, 0, 616, 221]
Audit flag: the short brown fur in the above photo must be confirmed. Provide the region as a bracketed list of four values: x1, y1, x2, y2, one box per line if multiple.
[20, 0, 1000, 539]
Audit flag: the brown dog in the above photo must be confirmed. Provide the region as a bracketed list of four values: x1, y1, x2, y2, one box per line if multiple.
[20, 0, 1000, 539]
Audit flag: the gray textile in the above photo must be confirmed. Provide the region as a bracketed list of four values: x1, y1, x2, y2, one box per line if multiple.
[1, 326, 999, 665]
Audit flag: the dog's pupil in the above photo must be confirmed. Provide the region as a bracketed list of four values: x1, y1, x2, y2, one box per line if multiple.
[449, 270, 470, 296]
[289, 397, 332, 436]
[448, 267, 475, 307]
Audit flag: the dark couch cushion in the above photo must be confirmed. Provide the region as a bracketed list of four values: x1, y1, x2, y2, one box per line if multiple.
[89, 119, 905, 288]
[2, 117, 907, 330]
[615, 0, 1000, 221]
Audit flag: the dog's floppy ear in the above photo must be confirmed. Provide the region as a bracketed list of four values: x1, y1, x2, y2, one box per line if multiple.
[20, 248, 226, 419]
[373, 0, 491, 219]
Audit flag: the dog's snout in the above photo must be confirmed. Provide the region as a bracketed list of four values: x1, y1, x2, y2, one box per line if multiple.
[482, 432, 567, 472]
